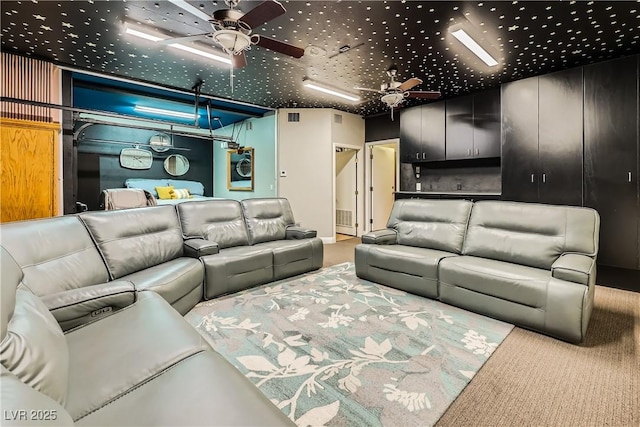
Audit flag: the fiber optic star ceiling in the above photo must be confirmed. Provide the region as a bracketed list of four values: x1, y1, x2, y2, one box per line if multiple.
[2, 1, 640, 116]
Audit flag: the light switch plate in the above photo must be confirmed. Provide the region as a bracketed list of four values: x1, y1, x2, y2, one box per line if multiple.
[280, 170, 287, 177]
[416, 183, 422, 191]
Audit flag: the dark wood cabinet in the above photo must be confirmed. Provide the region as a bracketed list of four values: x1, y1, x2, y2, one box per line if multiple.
[501, 68, 584, 206]
[399, 106, 422, 163]
[538, 67, 584, 206]
[446, 90, 500, 160]
[473, 89, 501, 159]
[421, 102, 446, 162]
[399, 103, 445, 162]
[445, 95, 474, 160]
[501, 77, 539, 202]
[584, 55, 639, 269]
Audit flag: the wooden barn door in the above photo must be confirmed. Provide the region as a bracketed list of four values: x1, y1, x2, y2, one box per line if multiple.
[1, 118, 60, 222]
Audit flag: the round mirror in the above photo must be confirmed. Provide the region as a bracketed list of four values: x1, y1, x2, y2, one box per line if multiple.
[149, 133, 171, 152]
[164, 154, 190, 176]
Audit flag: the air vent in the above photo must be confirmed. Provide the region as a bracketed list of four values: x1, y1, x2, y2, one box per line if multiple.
[336, 209, 353, 227]
[287, 112, 300, 122]
[334, 114, 343, 124]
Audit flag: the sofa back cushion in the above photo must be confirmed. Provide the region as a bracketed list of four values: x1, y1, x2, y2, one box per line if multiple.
[387, 199, 473, 254]
[177, 200, 249, 248]
[0, 249, 69, 405]
[80, 206, 184, 279]
[0, 216, 110, 296]
[241, 198, 295, 244]
[463, 201, 600, 269]
[125, 178, 205, 197]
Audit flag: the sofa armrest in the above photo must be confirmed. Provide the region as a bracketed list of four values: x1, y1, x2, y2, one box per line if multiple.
[183, 238, 220, 258]
[285, 226, 317, 239]
[361, 229, 397, 245]
[41, 281, 136, 331]
[551, 254, 596, 286]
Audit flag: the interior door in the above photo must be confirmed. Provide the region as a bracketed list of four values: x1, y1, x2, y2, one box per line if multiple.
[371, 145, 396, 231]
[335, 148, 358, 236]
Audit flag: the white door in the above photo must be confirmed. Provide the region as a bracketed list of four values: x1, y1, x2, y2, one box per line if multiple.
[371, 145, 396, 231]
[335, 148, 358, 236]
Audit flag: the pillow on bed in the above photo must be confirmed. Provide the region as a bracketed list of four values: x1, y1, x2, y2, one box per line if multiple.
[156, 186, 174, 200]
[173, 189, 193, 199]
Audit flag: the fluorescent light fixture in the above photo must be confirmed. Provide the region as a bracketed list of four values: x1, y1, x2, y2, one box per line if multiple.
[302, 78, 360, 103]
[134, 106, 198, 120]
[167, 0, 212, 23]
[450, 28, 499, 67]
[124, 23, 231, 65]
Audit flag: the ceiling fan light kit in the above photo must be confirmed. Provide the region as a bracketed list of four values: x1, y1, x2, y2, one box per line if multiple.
[302, 78, 361, 103]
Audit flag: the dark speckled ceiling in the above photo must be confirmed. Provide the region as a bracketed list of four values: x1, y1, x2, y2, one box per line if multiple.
[2, 1, 640, 116]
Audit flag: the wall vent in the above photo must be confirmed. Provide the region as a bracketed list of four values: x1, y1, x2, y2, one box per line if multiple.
[287, 112, 300, 122]
[336, 209, 354, 227]
[246, 121, 253, 130]
[334, 113, 343, 124]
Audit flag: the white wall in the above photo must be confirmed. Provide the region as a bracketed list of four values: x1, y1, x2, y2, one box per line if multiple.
[277, 109, 364, 240]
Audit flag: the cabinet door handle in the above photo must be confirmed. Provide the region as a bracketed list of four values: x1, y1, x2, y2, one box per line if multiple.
[629, 172, 633, 183]
[422, 153, 426, 160]
[542, 173, 546, 184]
[531, 174, 535, 183]
[467, 149, 471, 156]
[475, 148, 480, 156]
[416, 152, 420, 160]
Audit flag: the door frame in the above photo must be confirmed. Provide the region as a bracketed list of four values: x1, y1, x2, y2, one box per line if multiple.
[332, 142, 364, 243]
[365, 138, 400, 233]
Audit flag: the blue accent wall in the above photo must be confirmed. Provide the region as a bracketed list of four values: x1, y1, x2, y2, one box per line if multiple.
[213, 113, 277, 200]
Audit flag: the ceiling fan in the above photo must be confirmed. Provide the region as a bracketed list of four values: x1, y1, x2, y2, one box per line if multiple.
[163, 0, 304, 69]
[355, 65, 441, 119]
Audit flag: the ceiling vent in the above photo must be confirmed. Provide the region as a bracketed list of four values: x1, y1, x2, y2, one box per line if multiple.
[334, 114, 343, 124]
[287, 112, 300, 122]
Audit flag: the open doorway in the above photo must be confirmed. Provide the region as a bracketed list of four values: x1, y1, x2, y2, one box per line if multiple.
[365, 139, 399, 232]
[333, 144, 363, 241]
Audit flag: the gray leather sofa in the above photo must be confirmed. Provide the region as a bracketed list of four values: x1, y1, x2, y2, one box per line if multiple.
[356, 199, 600, 343]
[1, 247, 294, 426]
[0, 197, 319, 426]
[177, 198, 323, 299]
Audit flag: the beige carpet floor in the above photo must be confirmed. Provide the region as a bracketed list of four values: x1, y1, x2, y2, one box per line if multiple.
[323, 240, 640, 427]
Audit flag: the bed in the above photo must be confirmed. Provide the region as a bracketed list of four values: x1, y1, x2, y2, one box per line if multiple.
[124, 178, 220, 205]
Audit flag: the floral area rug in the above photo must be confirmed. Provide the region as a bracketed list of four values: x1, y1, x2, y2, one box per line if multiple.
[186, 262, 513, 427]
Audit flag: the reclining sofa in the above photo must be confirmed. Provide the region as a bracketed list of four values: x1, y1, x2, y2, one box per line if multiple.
[0, 197, 318, 426]
[356, 199, 600, 343]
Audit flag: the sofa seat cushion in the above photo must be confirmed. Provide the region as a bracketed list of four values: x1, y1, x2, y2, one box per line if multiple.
[76, 350, 294, 427]
[439, 256, 550, 308]
[201, 246, 273, 299]
[355, 244, 457, 299]
[121, 257, 203, 309]
[65, 292, 210, 421]
[255, 238, 323, 279]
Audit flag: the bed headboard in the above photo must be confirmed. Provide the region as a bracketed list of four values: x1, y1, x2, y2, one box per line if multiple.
[124, 179, 205, 197]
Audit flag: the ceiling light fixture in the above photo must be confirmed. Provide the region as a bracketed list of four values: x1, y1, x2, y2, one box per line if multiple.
[302, 78, 361, 103]
[449, 26, 499, 67]
[124, 24, 231, 65]
[134, 105, 198, 119]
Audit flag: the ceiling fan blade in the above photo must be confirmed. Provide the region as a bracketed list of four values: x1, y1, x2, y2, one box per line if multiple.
[256, 36, 304, 58]
[240, 0, 286, 29]
[157, 33, 211, 45]
[231, 51, 247, 68]
[398, 77, 423, 91]
[406, 90, 441, 99]
[354, 87, 384, 94]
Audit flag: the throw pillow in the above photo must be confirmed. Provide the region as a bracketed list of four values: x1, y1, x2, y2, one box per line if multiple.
[155, 186, 174, 200]
[172, 188, 192, 199]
